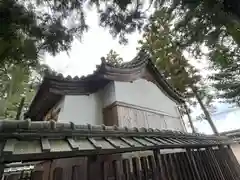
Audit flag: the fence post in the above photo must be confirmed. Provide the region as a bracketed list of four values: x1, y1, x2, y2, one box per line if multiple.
[153, 149, 166, 180]
[0, 164, 4, 180]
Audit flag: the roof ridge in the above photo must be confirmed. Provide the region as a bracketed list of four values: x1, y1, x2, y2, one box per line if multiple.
[43, 64, 104, 81]
[0, 120, 222, 139]
[42, 51, 150, 81]
[103, 49, 149, 69]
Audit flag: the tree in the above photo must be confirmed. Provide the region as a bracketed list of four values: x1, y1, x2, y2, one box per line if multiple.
[0, 0, 147, 67]
[3, 0, 240, 115]
[209, 42, 240, 105]
[139, 9, 219, 134]
[104, 50, 123, 66]
[0, 62, 49, 119]
[3, 0, 240, 70]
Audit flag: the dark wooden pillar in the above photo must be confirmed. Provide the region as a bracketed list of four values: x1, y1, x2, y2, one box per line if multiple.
[153, 149, 166, 180]
[0, 164, 4, 180]
[103, 103, 119, 126]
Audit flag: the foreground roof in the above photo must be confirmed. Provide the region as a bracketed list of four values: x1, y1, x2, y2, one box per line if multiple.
[0, 120, 232, 163]
[220, 129, 240, 143]
[25, 50, 185, 121]
[220, 129, 240, 136]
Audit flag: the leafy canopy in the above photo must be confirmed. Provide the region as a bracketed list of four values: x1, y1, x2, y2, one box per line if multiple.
[139, 8, 218, 134]
[2, 0, 240, 68]
[104, 49, 123, 66]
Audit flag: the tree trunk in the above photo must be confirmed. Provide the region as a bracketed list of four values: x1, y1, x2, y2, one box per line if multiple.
[183, 103, 196, 133]
[16, 97, 25, 120]
[191, 86, 219, 135]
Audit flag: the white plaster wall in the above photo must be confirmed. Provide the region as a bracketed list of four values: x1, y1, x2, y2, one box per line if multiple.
[102, 82, 116, 107]
[114, 79, 184, 131]
[114, 79, 180, 117]
[56, 79, 184, 130]
[58, 91, 103, 125]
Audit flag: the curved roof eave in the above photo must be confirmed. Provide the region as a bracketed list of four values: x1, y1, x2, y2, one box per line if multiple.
[26, 51, 185, 120]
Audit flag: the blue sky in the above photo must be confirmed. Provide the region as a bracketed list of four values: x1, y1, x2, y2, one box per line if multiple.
[190, 102, 240, 134]
[43, 9, 240, 134]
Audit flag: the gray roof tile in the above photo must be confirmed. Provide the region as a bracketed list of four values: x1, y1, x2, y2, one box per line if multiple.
[0, 120, 233, 163]
[26, 50, 185, 121]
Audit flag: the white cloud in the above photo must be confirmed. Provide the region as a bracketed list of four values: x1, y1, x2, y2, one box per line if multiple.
[44, 10, 142, 76]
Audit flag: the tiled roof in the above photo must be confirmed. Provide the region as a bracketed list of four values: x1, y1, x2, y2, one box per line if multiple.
[220, 129, 240, 143]
[220, 129, 240, 136]
[25, 50, 185, 121]
[0, 120, 232, 163]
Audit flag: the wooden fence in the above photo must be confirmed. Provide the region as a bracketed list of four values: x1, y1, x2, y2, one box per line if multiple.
[3, 146, 240, 180]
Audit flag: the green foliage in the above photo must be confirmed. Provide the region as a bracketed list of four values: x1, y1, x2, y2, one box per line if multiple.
[152, 0, 240, 107]
[2, 0, 240, 111]
[3, 0, 240, 70]
[0, 63, 49, 119]
[209, 42, 240, 105]
[104, 50, 123, 66]
[139, 8, 218, 134]
[139, 9, 200, 97]
[0, 0, 148, 66]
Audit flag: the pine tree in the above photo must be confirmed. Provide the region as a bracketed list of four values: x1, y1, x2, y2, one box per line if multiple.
[139, 9, 219, 134]
[3, 0, 240, 68]
[0, 63, 49, 119]
[209, 41, 240, 105]
[104, 50, 123, 66]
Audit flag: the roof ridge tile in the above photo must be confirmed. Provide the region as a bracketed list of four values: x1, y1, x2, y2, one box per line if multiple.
[0, 120, 226, 140]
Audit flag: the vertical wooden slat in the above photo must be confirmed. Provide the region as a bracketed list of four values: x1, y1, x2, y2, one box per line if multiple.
[72, 165, 87, 180]
[31, 171, 44, 180]
[208, 148, 225, 180]
[200, 150, 216, 179]
[140, 157, 148, 180]
[122, 159, 131, 180]
[176, 152, 189, 180]
[181, 152, 195, 180]
[186, 149, 201, 180]
[6, 173, 20, 180]
[132, 157, 142, 180]
[192, 150, 208, 180]
[19, 171, 26, 180]
[113, 160, 122, 180]
[147, 155, 158, 180]
[214, 149, 232, 180]
[214, 149, 235, 180]
[102, 161, 109, 180]
[53, 167, 63, 180]
[0, 164, 4, 180]
[220, 147, 239, 179]
[153, 149, 166, 180]
[161, 154, 172, 179]
[203, 149, 221, 180]
[169, 153, 179, 180]
[172, 152, 185, 180]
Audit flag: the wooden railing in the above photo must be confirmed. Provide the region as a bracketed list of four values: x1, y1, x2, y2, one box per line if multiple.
[3, 146, 240, 180]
